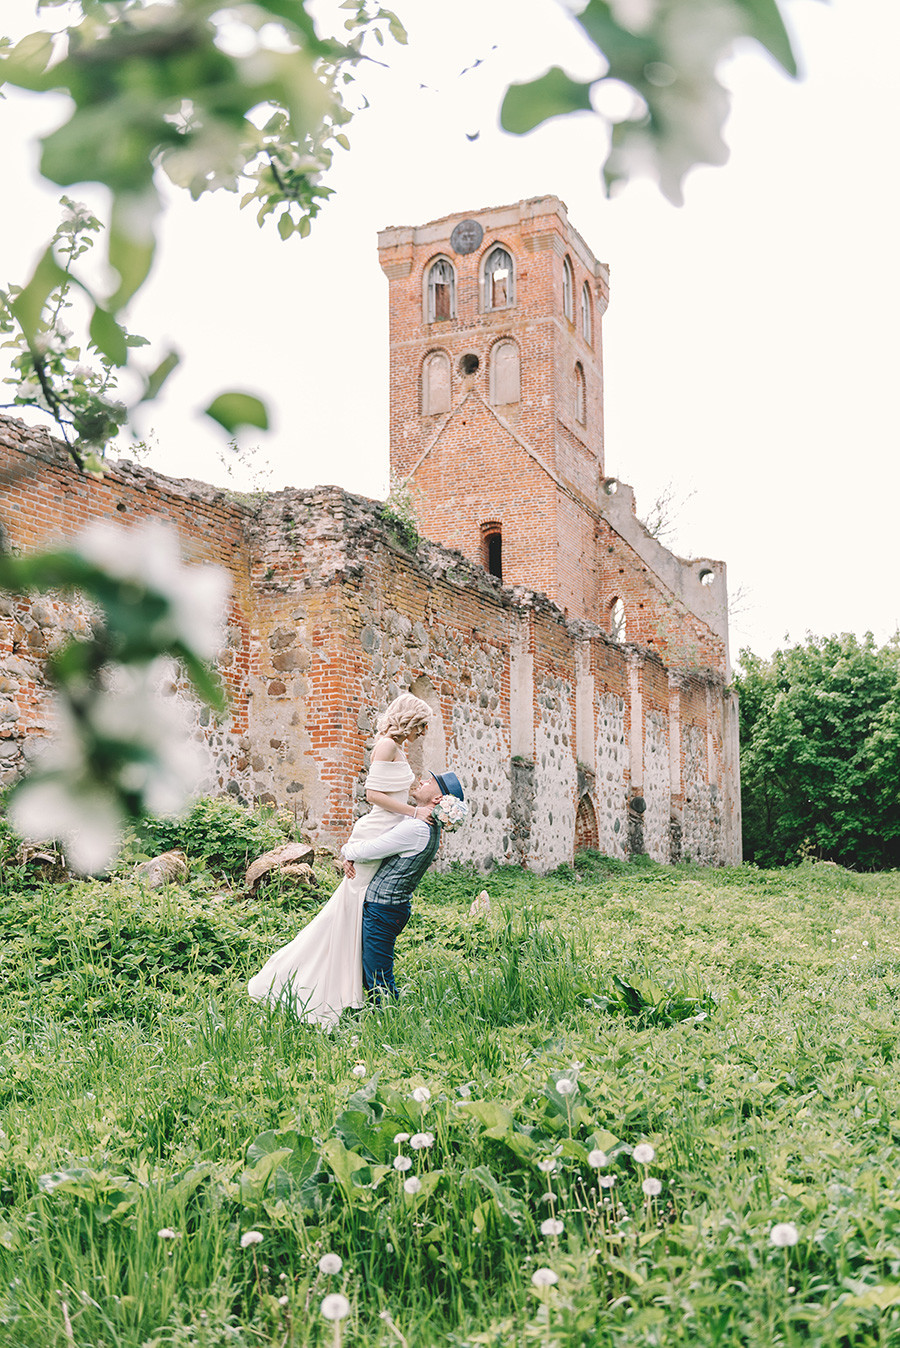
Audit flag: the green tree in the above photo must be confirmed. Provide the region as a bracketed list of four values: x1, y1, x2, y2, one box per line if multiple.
[735, 633, 900, 869]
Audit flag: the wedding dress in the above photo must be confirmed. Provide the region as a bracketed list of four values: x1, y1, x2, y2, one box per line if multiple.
[247, 755, 414, 1028]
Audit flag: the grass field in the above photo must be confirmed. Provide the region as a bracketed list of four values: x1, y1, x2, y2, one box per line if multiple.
[1, 847, 899, 1347]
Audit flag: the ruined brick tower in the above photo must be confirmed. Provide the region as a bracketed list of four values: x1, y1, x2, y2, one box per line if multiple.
[378, 196, 730, 677]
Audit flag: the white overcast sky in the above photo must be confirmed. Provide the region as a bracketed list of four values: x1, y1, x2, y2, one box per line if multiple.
[2, 0, 898, 662]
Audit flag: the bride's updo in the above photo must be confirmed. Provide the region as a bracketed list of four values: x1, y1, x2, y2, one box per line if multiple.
[376, 692, 432, 742]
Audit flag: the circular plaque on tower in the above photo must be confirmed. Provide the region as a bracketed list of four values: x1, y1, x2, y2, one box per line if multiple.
[450, 219, 483, 255]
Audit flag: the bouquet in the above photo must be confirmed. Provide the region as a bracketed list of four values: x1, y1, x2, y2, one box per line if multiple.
[432, 794, 468, 832]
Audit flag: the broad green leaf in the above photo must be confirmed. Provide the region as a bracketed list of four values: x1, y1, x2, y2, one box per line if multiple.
[458, 1100, 515, 1139]
[320, 1138, 369, 1194]
[1, 30, 55, 89]
[732, 0, 797, 76]
[501, 67, 595, 135]
[141, 348, 181, 403]
[109, 193, 159, 308]
[89, 306, 128, 366]
[277, 212, 295, 240]
[205, 392, 269, 434]
[10, 247, 68, 343]
[239, 1147, 293, 1201]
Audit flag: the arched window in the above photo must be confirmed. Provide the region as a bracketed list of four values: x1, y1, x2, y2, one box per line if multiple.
[609, 597, 626, 642]
[574, 362, 586, 425]
[581, 282, 593, 346]
[421, 350, 451, 415]
[563, 256, 574, 322]
[481, 522, 502, 581]
[575, 795, 599, 851]
[483, 246, 514, 310]
[426, 257, 456, 322]
[489, 339, 520, 405]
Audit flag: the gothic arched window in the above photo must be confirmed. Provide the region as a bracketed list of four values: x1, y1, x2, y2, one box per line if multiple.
[426, 257, 456, 322]
[481, 522, 503, 581]
[574, 361, 586, 425]
[489, 339, 520, 405]
[483, 246, 514, 310]
[582, 282, 593, 346]
[421, 350, 451, 415]
[609, 597, 626, 641]
[563, 256, 574, 322]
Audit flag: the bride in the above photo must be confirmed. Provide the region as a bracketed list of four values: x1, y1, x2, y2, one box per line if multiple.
[247, 692, 433, 1028]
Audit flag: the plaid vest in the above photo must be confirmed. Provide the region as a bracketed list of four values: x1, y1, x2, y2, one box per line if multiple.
[364, 822, 441, 906]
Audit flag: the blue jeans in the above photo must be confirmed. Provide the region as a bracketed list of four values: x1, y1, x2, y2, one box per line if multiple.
[361, 901, 411, 1001]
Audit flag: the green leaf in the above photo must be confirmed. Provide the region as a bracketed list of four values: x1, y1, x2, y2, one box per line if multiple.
[204, 392, 269, 434]
[501, 67, 595, 135]
[732, 0, 798, 76]
[1, 30, 55, 90]
[10, 247, 69, 343]
[277, 212, 295, 240]
[458, 1100, 515, 1140]
[141, 348, 180, 403]
[108, 193, 159, 308]
[89, 307, 128, 367]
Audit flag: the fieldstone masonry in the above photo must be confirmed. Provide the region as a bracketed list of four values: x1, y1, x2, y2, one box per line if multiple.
[0, 195, 741, 870]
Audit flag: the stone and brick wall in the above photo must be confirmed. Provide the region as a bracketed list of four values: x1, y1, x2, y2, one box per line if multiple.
[0, 413, 740, 869]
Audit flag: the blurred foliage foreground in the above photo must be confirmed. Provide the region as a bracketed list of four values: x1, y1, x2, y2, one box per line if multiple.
[0, 805, 899, 1346]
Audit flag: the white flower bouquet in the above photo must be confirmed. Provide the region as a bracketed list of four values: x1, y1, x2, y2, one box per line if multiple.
[433, 794, 468, 831]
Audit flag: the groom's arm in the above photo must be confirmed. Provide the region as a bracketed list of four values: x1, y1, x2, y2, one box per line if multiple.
[341, 816, 431, 865]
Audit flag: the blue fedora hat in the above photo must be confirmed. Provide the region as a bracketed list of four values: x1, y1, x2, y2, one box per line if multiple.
[430, 770, 464, 801]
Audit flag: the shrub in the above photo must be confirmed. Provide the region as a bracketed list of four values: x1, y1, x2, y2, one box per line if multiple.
[137, 795, 299, 880]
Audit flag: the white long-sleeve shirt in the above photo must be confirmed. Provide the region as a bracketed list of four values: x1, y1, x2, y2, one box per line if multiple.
[341, 816, 432, 863]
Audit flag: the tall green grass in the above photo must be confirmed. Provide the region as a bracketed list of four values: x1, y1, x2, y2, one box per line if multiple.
[1, 853, 899, 1345]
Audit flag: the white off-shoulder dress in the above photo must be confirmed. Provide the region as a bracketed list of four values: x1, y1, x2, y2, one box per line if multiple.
[247, 756, 414, 1028]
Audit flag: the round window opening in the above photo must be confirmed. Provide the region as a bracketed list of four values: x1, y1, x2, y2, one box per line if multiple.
[458, 353, 479, 375]
[699, 568, 715, 587]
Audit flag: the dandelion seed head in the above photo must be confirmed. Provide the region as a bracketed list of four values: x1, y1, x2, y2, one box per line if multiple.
[157, 1228, 179, 1240]
[393, 1155, 412, 1172]
[412, 1086, 431, 1103]
[531, 1267, 559, 1287]
[633, 1143, 655, 1164]
[770, 1222, 800, 1247]
[404, 1176, 423, 1194]
[318, 1253, 343, 1275]
[393, 1132, 410, 1144]
[351, 1063, 366, 1077]
[278, 1294, 289, 1306]
[642, 1177, 663, 1197]
[557, 1078, 576, 1096]
[588, 1149, 607, 1168]
[538, 1158, 557, 1173]
[410, 1132, 434, 1150]
[240, 1231, 263, 1248]
[320, 1293, 350, 1321]
[599, 1174, 616, 1188]
[540, 1217, 564, 1236]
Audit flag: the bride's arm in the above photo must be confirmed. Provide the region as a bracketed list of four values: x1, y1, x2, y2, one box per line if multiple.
[365, 735, 434, 819]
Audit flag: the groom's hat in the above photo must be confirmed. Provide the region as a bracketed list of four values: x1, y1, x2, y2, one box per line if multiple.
[431, 770, 464, 802]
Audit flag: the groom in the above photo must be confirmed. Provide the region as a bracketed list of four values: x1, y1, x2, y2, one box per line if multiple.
[341, 770, 465, 1003]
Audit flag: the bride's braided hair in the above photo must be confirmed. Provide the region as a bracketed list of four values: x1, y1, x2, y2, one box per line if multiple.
[376, 692, 432, 742]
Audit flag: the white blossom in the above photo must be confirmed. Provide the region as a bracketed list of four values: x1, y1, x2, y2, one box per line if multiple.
[556, 1078, 576, 1096]
[531, 1267, 558, 1288]
[320, 1293, 350, 1321]
[633, 1143, 655, 1164]
[599, 1174, 616, 1189]
[157, 1228, 179, 1240]
[540, 1218, 564, 1236]
[240, 1231, 263, 1248]
[411, 1086, 431, 1103]
[351, 1063, 366, 1078]
[318, 1254, 343, 1275]
[770, 1222, 800, 1248]
[538, 1158, 557, 1174]
[9, 776, 123, 876]
[278, 1294, 289, 1307]
[76, 520, 230, 659]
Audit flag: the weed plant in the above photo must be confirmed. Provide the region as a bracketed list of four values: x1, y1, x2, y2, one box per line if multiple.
[0, 839, 899, 1346]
